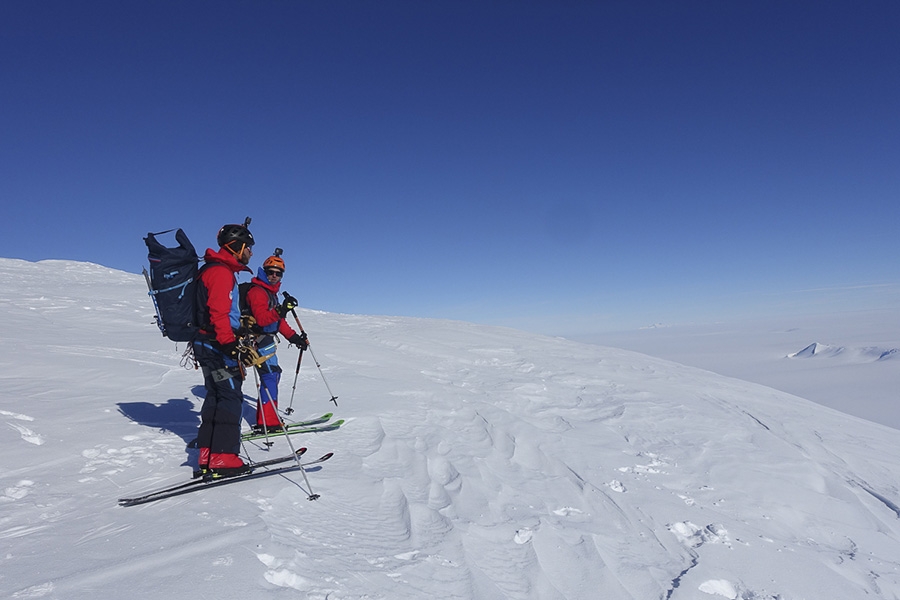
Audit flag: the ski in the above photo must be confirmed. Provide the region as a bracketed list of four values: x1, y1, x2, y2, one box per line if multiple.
[118, 449, 333, 507]
[242, 412, 333, 439]
[118, 448, 307, 506]
[241, 419, 344, 442]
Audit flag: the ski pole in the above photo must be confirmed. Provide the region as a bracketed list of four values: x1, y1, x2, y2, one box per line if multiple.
[251, 356, 320, 500]
[261, 381, 320, 501]
[283, 293, 338, 407]
[251, 368, 275, 448]
[284, 348, 304, 415]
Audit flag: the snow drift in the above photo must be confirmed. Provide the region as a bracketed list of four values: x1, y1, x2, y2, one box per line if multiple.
[2, 258, 900, 599]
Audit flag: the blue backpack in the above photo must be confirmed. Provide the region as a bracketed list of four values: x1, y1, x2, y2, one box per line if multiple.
[143, 229, 200, 342]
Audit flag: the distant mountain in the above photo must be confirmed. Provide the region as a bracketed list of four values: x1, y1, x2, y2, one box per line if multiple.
[790, 341, 900, 362]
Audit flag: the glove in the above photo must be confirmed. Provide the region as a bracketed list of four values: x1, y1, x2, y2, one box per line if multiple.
[276, 300, 294, 318]
[288, 332, 309, 351]
[221, 340, 259, 366]
[221, 340, 240, 359]
[235, 315, 260, 336]
[238, 345, 264, 367]
[281, 293, 299, 313]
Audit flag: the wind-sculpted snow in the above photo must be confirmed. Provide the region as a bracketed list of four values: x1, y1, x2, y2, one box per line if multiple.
[2, 258, 900, 599]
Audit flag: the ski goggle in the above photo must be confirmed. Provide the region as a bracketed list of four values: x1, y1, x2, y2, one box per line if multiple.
[265, 269, 283, 277]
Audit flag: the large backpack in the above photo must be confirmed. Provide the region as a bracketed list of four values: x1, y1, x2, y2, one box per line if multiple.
[238, 281, 254, 317]
[143, 229, 201, 342]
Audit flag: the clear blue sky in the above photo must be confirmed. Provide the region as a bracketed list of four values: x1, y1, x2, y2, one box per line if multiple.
[3, 1, 898, 335]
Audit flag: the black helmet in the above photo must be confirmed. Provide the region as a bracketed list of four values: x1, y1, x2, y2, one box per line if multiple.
[217, 223, 255, 252]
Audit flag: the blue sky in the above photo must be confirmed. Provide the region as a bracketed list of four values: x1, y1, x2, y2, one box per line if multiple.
[2, 1, 898, 335]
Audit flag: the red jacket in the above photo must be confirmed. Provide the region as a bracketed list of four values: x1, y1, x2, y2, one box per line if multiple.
[246, 273, 297, 339]
[197, 247, 251, 346]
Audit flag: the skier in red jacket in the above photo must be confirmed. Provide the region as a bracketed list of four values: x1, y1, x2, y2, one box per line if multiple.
[245, 251, 308, 431]
[192, 222, 255, 478]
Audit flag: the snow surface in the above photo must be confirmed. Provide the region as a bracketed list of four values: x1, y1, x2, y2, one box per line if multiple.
[2, 257, 900, 599]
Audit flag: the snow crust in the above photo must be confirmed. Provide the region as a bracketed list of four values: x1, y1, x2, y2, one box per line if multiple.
[2, 258, 900, 599]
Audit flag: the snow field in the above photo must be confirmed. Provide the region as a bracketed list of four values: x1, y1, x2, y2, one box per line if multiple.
[2, 258, 900, 599]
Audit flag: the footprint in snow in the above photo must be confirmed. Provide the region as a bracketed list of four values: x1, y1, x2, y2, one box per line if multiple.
[514, 528, 534, 544]
[0, 409, 35, 421]
[552, 506, 584, 516]
[606, 480, 626, 493]
[668, 522, 731, 549]
[8, 423, 44, 445]
[2, 480, 35, 502]
[9, 581, 55, 598]
[698, 579, 739, 599]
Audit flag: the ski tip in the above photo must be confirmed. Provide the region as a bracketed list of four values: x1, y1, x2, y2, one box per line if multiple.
[319, 452, 334, 461]
[297, 447, 308, 456]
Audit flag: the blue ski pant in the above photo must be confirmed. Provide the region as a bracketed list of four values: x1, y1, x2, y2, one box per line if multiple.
[254, 336, 283, 425]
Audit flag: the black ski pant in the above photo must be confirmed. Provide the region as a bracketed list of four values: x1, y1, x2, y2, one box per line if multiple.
[193, 340, 244, 455]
